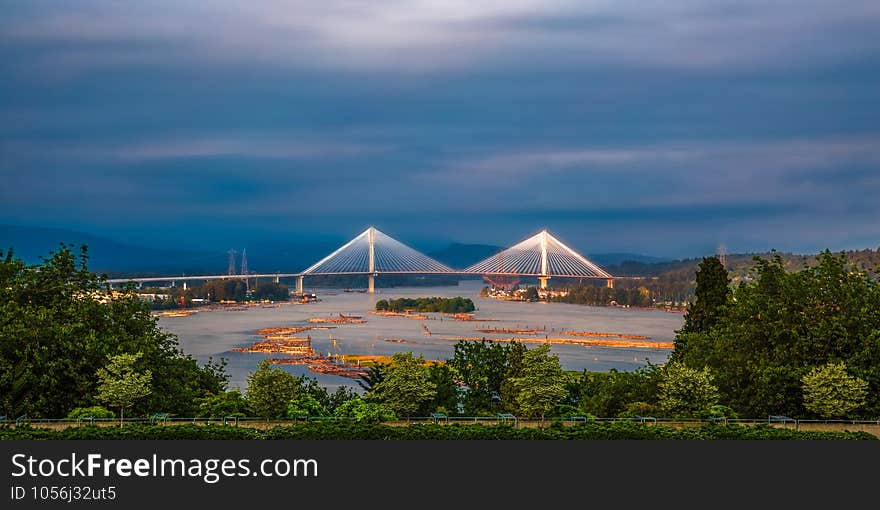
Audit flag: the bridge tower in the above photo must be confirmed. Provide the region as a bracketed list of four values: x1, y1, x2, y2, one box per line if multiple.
[296, 275, 304, 293]
[538, 230, 550, 289]
[368, 226, 377, 294]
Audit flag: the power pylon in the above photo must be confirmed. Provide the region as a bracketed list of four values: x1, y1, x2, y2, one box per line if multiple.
[241, 249, 249, 291]
[717, 244, 728, 268]
[227, 249, 237, 276]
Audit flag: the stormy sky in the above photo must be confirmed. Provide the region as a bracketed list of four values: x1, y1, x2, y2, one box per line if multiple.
[1, 1, 879, 258]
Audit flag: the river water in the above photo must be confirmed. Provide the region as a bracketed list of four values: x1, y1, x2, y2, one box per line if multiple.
[158, 280, 682, 390]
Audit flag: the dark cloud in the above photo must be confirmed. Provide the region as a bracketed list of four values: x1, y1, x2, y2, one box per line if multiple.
[1, 1, 879, 257]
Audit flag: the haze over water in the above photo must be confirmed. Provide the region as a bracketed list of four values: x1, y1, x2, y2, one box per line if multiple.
[159, 280, 683, 390]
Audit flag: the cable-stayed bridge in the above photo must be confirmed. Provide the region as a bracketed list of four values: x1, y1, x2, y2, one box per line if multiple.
[107, 227, 621, 293]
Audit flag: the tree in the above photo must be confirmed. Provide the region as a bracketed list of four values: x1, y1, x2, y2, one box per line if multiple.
[802, 362, 868, 418]
[523, 287, 539, 302]
[357, 363, 388, 393]
[500, 342, 528, 412]
[422, 363, 460, 415]
[96, 352, 153, 425]
[565, 364, 661, 417]
[449, 340, 511, 415]
[194, 390, 251, 419]
[0, 245, 226, 419]
[367, 352, 436, 418]
[286, 393, 329, 418]
[245, 360, 301, 419]
[674, 256, 730, 359]
[674, 253, 880, 417]
[327, 386, 359, 413]
[657, 363, 719, 418]
[66, 406, 115, 420]
[509, 344, 567, 421]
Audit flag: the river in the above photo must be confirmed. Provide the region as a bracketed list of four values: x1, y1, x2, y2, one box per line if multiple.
[158, 280, 682, 390]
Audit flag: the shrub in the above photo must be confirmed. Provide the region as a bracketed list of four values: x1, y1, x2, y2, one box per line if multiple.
[1, 422, 874, 440]
[66, 406, 115, 420]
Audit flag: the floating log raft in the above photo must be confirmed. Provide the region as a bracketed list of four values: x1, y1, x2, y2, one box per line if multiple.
[440, 336, 673, 349]
[563, 331, 652, 340]
[369, 310, 429, 320]
[308, 314, 367, 324]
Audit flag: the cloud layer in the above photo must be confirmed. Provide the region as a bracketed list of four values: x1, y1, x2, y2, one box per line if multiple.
[1, 1, 879, 257]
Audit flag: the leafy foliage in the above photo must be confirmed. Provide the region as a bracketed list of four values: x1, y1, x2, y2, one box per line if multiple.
[673, 252, 880, 417]
[286, 393, 329, 418]
[564, 365, 661, 417]
[2, 422, 873, 440]
[375, 297, 475, 313]
[245, 360, 302, 419]
[333, 398, 397, 422]
[679, 256, 731, 335]
[508, 344, 567, 419]
[657, 363, 719, 418]
[367, 352, 437, 418]
[194, 390, 252, 419]
[0, 245, 227, 418]
[449, 340, 511, 415]
[422, 363, 460, 415]
[95, 352, 152, 424]
[66, 406, 115, 420]
[802, 362, 868, 418]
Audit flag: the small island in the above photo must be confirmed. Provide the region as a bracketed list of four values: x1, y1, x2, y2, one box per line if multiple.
[375, 297, 476, 313]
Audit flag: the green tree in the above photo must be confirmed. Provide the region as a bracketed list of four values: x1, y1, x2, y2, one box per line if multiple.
[0, 245, 226, 419]
[449, 340, 510, 415]
[96, 352, 153, 425]
[66, 406, 114, 420]
[802, 362, 868, 418]
[327, 386, 358, 413]
[194, 390, 251, 419]
[500, 342, 528, 412]
[422, 363, 460, 415]
[286, 393, 329, 418]
[367, 352, 436, 418]
[675, 252, 880, 417]
[523, 287, 539, 301]
[509, 344, 567, 421]
[333, 398, 397, 422]
[565, 365, 661, 417]
[673, 256, 730, 359]
[251, 282, 290, 301]
[245, 360, 301, 419]
[657, 363, 719, 418]
[357, 363, 388, 394]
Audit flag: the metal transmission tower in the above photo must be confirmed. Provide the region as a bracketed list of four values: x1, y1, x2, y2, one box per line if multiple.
[227, 249, 237, 276]
[240, 249, 249, 290]
[465, 229, 614, 289]
[298, 226, 453, 293]
[717, 244, 728, 268]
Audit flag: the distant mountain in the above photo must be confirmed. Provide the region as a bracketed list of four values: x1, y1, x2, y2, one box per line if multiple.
[585, 253, 671, 266]
[0, 225, 226, 277]
[1, 224, 674, 278]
